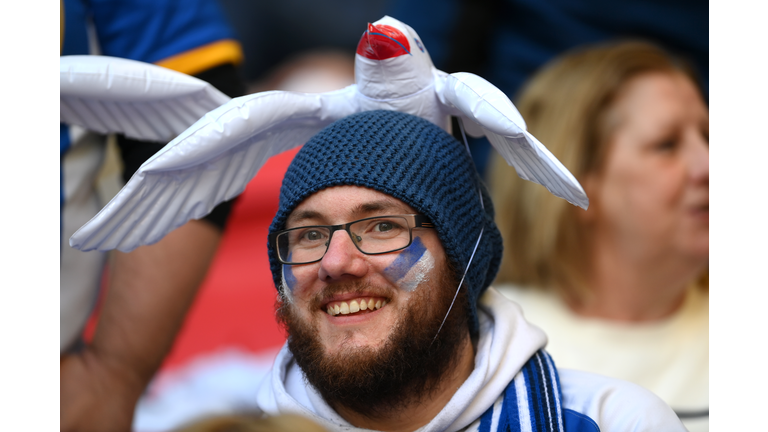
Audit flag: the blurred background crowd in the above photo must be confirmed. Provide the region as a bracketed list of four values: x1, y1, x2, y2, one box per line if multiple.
[59, 0, 708, 431]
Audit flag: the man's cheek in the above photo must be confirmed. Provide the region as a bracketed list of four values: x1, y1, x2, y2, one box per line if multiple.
[281, 264, 298, 299]
[281, 251, 299, 301]
[382, 236, 434, 292]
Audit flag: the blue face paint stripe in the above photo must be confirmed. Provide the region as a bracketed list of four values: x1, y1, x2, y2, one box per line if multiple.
[383, 236, 427, 282]
[282, 252, 297, 293]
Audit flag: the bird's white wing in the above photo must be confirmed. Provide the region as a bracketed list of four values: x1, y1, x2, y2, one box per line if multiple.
[436, 71, 589, 210]
[70, 86, 360, 252]
[60, 55, 231, 142]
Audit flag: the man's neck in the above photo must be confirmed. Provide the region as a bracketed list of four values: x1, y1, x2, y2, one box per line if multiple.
[332, 335, 476, 431]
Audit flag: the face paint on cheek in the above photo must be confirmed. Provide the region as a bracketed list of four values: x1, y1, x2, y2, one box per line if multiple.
[281, 252, 298, 302]
[383, 236, 435, 292]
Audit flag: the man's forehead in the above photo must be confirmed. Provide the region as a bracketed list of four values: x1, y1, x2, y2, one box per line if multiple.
[286, 185, 418, 225]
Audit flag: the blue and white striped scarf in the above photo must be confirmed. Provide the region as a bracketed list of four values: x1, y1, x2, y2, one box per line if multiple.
[477, 350, 564, 432]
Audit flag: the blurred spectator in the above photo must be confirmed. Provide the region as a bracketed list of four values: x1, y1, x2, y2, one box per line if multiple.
[488, 40, 708, 432]
[60, 0, 245, 430]
[387, 0, 707, 177]
[131, 34, 356, 432]
[247, 49, 354, 94]
[217, 0, 391, 85]
[173, 413, 328, 432]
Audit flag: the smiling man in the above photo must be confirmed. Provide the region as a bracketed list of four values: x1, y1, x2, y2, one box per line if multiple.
[255, 110, 686, 431]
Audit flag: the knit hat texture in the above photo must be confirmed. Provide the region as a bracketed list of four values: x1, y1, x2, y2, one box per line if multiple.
[268, 110, 503, 335]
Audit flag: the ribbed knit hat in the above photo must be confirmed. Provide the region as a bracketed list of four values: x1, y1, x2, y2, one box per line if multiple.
[268, 110, 503, 335]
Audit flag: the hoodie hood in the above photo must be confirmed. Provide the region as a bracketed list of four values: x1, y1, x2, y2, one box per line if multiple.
[254, 288, 547, 431]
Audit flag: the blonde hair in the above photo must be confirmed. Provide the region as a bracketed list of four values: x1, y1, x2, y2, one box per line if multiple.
[488, 40, 704, 299]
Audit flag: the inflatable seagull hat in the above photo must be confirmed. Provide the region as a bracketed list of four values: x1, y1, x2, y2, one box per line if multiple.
[63, 15, 588, 253]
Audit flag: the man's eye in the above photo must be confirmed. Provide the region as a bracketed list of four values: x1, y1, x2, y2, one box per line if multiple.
[373, 222, 395, 232]
[302, 230, 325, 242]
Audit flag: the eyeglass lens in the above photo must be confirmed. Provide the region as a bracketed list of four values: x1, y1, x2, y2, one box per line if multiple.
[277, 216, 413, 264]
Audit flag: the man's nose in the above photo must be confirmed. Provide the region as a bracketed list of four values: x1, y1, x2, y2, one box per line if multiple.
[317, 230, 368, 282]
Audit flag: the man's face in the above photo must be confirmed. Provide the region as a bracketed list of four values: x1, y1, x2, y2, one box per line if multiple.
[280, 185, 449, 355]
[276, 185, 470, 415]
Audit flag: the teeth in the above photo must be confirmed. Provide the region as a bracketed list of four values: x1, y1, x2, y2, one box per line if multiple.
[326, 298, 386, 316]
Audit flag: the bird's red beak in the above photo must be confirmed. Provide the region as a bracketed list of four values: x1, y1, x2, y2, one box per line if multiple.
[356, 23, 411, 60]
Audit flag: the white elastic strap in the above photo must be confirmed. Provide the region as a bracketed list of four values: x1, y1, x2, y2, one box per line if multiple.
[431, 117, 487, 345]
[431, 226, 484, 345]
[458, 117, 485, 212]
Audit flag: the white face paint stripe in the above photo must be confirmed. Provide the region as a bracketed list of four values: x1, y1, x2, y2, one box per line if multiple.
[396, 251, 435, 292]
[281, 266, 295, 303]
[382, 236, 435, 292]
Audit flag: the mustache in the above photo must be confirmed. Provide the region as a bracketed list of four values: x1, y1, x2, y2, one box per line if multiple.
[309, 281, 395, 310]
[280, 261, 469, 417]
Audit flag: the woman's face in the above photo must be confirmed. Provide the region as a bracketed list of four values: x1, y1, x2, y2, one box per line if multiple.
[587, 72, 709, 263]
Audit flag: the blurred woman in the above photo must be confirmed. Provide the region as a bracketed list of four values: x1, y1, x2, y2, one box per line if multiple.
[489, 41, 708, 432]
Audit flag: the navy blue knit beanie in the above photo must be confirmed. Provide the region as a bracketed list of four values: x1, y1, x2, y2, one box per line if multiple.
[268, 110, 503, 335]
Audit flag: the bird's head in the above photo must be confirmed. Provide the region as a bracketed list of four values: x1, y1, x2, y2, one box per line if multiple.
[354, 16, 435, 100]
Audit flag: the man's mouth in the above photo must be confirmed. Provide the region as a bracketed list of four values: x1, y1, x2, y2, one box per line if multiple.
[325, 297, 387, 316]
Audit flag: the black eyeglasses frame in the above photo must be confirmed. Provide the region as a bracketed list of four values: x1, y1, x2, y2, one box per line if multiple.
[269, 214, 435, 265]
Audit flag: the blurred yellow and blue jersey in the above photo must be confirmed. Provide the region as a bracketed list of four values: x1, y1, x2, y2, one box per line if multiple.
[60, 0, 243, 351]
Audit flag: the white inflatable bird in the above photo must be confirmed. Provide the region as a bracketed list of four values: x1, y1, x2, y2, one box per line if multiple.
[63, 15, 588, 253]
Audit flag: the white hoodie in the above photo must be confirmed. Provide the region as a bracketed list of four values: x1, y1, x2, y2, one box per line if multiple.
[253, 288, 686, 432]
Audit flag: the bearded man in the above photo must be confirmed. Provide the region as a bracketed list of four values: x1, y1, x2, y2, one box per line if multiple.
[255, 110, 685, 431]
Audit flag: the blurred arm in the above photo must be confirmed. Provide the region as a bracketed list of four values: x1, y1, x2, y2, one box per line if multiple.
[59, 25, 244, 427]
[60, 219, 221, 432]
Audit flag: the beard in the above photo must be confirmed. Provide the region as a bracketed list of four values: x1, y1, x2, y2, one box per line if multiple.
[276, 262, 470, 419]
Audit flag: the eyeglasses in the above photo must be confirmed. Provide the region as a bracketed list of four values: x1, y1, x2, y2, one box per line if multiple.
[270, 214, 435, 265]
